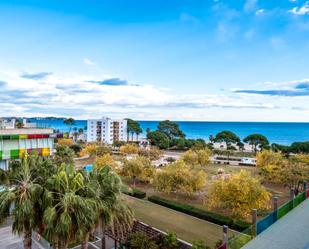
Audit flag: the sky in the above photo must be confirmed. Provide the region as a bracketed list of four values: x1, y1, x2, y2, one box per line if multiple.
[0, 0, 309, 121]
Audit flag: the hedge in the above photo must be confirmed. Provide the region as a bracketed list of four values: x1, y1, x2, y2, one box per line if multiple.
[148, 196, 250, 232]
[122, 188, 146, 199]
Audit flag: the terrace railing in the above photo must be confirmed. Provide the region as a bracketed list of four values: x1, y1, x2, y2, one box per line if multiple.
[217, 186, 309, 249]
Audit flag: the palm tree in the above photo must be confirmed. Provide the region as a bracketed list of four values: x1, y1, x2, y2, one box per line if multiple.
[87, 166, 134, 249]
[135, 127, 142, 142]
[43, 164, 97, 249]
[0, 155, 44, 249]
[63, 118, 76, 134]
[53, 145, 75, 166]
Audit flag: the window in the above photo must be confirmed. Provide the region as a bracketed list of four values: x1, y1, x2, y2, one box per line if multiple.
[26, 139, 31, 149]
[31, 139, 38, 149]
[37, 139, 44, 148]
[19, 139, 26, 149]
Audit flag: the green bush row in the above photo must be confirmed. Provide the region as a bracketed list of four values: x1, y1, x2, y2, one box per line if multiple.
[122, 188, 146, 199]
[148, 195, 250, 232]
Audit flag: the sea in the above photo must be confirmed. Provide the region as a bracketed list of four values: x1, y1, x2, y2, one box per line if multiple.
[29, 119, 309, 145]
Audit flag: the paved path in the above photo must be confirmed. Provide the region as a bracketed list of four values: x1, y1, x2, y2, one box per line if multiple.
[243, 198, 309, 249]
[0, 226, 44, 249]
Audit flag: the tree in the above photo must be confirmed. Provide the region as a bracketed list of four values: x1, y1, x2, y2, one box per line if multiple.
[192, 139, 207, 151]
[78, 128, 84, 135]
[95, 154, 118, 171]
[214, 131, 240, 148]
[154, 161, 207, 195]
[57, 138, 74, 147]
[237, 142, 245, 151]
[256, 150, 285, 183]
[79, 143, 111, 157]
[1, 153, 133, 249]
[53, 145, 75, 166]
[280, 156, 309, 195]
[43, 164, 97, 249]
[290, 142, 309, 154]
[126, 119, 142, 142]
[271, 143, 290, 153]
[209, 134, 215, 144]
[121, 156, 155, 185]
[157, 120, 185, 139]
[138, 146, 163, 161]
[258, 152, 309, 195]
[244, 134, 269, 153]
[126, 232, 158, 249]
[63, 118, 75, 134]
[173, 138, 186, 150]
[89, 166, 134, 249]
[160, 232, 179, 249]
[207, 170, 271, 219]
[0, 155, 46, 249]
[181, 149, 211, 167]
[70, 144, 82, 154]
[120, 144, 141, 155]
[147, 131, 169, 149]
[16, 120, 24, 128]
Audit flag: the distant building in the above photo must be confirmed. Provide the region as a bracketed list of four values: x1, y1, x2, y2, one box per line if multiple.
[0, 128, 58, 170]
[87, 117, 127, 144]
[0, 118, 36, 129]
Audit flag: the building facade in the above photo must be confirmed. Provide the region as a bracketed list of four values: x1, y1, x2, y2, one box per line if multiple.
[87, 117, 127, 144]
[0, 128, 58, 170]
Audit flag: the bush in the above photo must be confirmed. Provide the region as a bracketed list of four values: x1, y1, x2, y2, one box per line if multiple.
[233, 219, 251, 231]
[122, 188, 146, 199]
[69, 144, 82, 154]
[147, 196, 250, 231]
[126, 232, 158, 249]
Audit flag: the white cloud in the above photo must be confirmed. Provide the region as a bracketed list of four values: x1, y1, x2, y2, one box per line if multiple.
[288, 1, 309, 15]
[0, 70, 308, 121]
[255, 9, 264, 16]
[83, 58, 96, 66]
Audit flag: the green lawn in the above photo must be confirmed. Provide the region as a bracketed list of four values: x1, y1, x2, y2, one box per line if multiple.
[124, 195, 238, 248]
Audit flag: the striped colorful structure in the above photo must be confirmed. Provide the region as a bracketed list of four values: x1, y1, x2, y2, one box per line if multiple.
[0, 133, 66, 140]
[0, 148, 51, 160]
[0, 133, 66, 161]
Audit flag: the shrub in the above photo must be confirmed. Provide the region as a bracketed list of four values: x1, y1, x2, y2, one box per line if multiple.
[122, 188, 146, 199]
[191, 240, 210, 249]
[58, 138, 74, 147]
[147, 196, 250, 231]
[69, 144, 82, 154]
[126, 232, 158, 249]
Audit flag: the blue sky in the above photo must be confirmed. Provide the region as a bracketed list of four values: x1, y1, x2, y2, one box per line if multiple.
[0, 0, 309, 121]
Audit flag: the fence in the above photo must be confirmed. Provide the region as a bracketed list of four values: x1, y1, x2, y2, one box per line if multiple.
[218, 188, 309, 249]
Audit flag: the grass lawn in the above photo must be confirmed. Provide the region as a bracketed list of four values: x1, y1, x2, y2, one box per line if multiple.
[203, 163, 258, 177]
[123, 195, 238, 248]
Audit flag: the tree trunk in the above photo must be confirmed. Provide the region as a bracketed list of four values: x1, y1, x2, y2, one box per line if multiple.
[81, 232, 90, 249]
[60, 240, 69, 249]
[101, 226, 106, 249]
[23, 229, 32, 249]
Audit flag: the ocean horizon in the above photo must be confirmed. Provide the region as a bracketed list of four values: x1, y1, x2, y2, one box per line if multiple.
[29, 118, 309, 145]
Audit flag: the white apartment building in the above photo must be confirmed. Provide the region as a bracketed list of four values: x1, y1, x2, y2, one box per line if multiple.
[87, 117, 127, 144]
